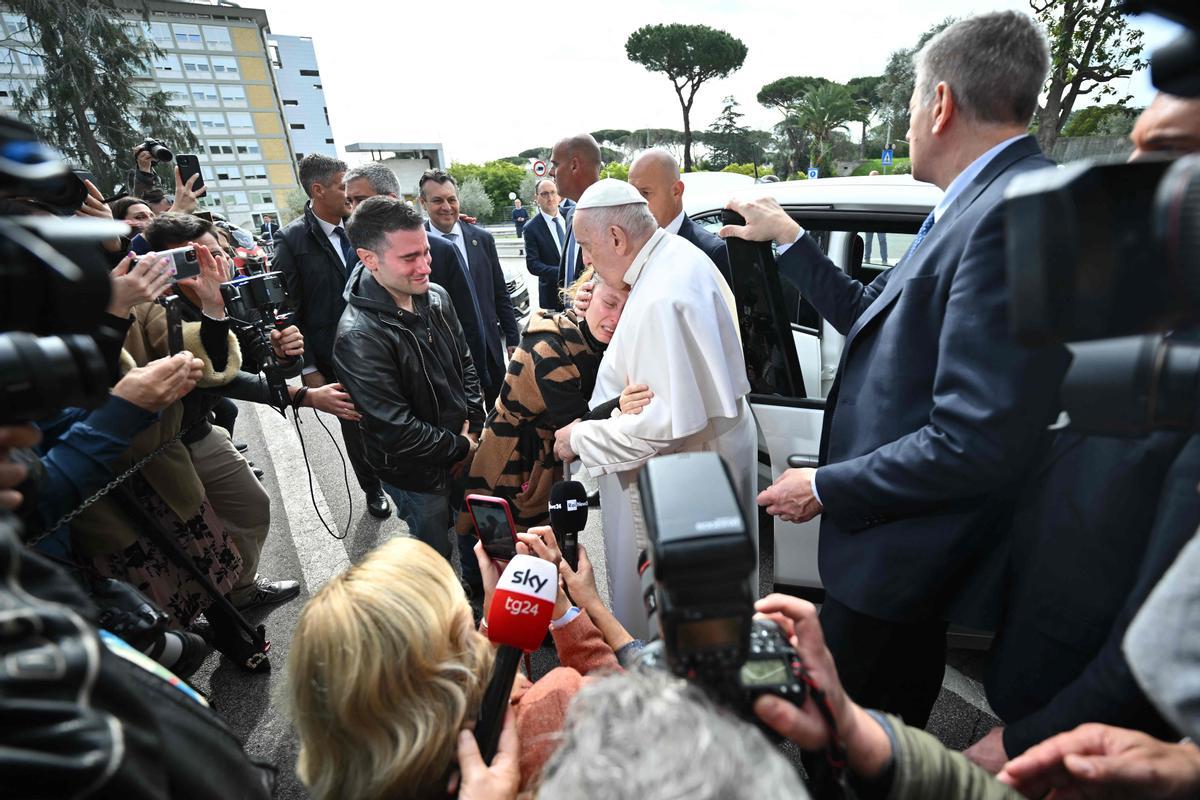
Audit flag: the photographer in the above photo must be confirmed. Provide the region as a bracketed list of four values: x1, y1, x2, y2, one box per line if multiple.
[287, 524, 625, 799]
[129, 143, 162, 198]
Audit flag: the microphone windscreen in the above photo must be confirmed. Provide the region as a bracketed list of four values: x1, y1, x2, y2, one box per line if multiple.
[549, 480, 589, 535]
[487, 554, 558, 652]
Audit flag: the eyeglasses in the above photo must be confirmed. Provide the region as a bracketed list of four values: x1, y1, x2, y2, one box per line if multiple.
[537, 191, 558, 198]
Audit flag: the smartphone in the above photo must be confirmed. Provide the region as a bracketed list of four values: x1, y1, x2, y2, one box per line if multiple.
[194, 210, 214, 223]
[160, 244, 201, 281]
[176, 154, 204, 193]
[158, 295, 184, 355]
[465, 494, 518, 561]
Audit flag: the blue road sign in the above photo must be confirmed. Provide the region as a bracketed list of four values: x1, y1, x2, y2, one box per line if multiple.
[882, 148, 894, 166]
[807, 167, 820, 180]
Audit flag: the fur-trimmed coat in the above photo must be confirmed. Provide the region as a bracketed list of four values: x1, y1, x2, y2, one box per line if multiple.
[456, 310, 615, 534]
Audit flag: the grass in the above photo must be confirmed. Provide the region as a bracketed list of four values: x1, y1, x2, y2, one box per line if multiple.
[852, 157, 911, 176]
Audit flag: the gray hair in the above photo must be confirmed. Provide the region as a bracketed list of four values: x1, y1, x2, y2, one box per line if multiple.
[578, 201, 657, 243]
[915, 10, 1048, 125]
[537, 671, 811, 800]
[344, 162, 400, 197]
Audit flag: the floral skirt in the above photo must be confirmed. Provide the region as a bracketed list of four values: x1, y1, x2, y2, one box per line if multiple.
[90, 476, 243, 628]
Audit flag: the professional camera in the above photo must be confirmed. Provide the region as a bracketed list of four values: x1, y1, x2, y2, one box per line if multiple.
[219, 271, 300, 411]
[138, 138, 173, 164]
[1004, 0, 1200, 436]
[633, 452, 808, 722]
[0, 118, 120, 423]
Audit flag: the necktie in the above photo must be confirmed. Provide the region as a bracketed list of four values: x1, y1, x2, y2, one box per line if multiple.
[444, 231, 470, 273]
[564, 229, 578, 285]
[552, 216, 565, 255]
[332, 226, 355, 270]
[902, 211, 936, 262]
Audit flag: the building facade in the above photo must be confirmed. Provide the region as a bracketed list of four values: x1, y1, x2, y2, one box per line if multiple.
[0, 0, 303, 231]
[267, 34, 337, 161]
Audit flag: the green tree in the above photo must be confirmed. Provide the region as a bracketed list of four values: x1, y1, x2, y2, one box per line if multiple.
[721, 162, 774, 177]
[7, 0, 197, 192]
[1061, 103, 1140, 137]
[757, 76, 832, 178]
[599, 162, 629, 181]
[785, 83, 859, 175]
[517, 171, 539, 206]
[625, 23, 748, 172]
[282, 188, 308, 224]
[704, 96, 771, 171]
[876, 18, 956, 139]
[448, 160, 525, 216]
[457, 176, 493, 219]
[518, 146, 551, 160]
[847, 75, 884, 158]
[1032, 0, 1146, 153]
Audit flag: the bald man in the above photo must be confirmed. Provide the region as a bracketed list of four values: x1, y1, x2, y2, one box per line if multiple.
[1129, 92, 1200, 159]
[550, 133, 602, 290]
[628, 149, 732, 287]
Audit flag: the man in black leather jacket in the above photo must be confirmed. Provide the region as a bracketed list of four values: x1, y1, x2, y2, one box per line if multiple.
[333, 196, 485, 586]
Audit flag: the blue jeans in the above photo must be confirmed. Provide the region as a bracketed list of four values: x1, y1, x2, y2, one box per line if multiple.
[381, 483, 482, 590]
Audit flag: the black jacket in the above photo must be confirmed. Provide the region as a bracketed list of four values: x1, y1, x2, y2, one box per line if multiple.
[428, 234, 490, 390]
[272, 203, 352, 374]
[523, 211, 565, 311]
[332, 269, 485, 493]
[678, 215, 733, 289]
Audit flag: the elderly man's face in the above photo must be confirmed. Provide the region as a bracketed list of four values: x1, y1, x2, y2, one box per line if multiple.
[572, 210, 635, 286]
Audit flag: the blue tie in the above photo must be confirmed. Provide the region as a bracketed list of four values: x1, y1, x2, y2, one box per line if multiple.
[903, 211, 936, 262]
[333, 226, 355, 271]
[553, 216, 565, 255]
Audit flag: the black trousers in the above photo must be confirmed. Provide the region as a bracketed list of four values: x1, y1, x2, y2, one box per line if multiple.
[819, 594, 948, 728]
[211, 397, 239, 437]
[318, 361, 381, 497]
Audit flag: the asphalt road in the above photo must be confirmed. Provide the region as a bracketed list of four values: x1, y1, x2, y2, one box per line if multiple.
[185, 263, 999, 798]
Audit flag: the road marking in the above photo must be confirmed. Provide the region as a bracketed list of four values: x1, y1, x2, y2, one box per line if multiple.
[253, 403, 351, 593]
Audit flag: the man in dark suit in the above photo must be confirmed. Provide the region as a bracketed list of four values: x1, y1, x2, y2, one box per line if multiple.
[629, 148, 731, 287]
[419, 169, 519, 409]
[344, 162, 488, 392]
[724, 11, 1070, 727]
[549, 134, 601, 293]
[273, 154, 392, 519]
[523, 177, 567, 311]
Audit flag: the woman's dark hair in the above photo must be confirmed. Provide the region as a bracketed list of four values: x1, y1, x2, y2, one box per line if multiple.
[144, 212, 216, 250]
[109, 196, 149, 220]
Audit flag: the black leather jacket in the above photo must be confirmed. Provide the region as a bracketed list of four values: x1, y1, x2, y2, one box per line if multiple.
[333, 268, 485, 493]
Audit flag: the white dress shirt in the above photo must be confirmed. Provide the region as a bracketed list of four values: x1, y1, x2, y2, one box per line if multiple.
[541, 210, 565, 254]
[314, 213, 350, 267]
[664, 209, 686, 235]
[427, 220, 470, 271]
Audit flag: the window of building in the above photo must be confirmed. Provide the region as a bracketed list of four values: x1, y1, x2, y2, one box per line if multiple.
[190, 83, 219, 106]
[16, 51, 42, 70]
[207, 142, 235, 158]
[202, 25, 232, 51]
[200, 192, 222, 208]
[146, 21, 173, 48]
[227, 113, 253, 133]
[154, 54, 181, 78]
[218, 84, 247, 108]
[323, 106, 329, 125]
[173, 23, 203, 48]
[252, 191, 274, 205]
[268, 44, 281, 69]
[243, 165, 268, 183]
[282, 99, 298, 106]
[0, 49, 16, 74]
[211, 56, 240, 80]
[313, 84, 322, 90]
[182, 55, 211, 75]
[199, 112, 226, 133]
[325, 138, 335, 144]
[226, 191, 249, 208]
[3, 13, 31, 42]
[299, 68, 319, 77]
[295, 153, 304, 160]
[214, 165, 240, 181]
[234, 139, 260, 157]
[290, 123, 305, 130]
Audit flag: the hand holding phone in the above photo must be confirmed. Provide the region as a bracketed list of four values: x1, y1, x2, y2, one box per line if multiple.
[466, 495, 518, 562]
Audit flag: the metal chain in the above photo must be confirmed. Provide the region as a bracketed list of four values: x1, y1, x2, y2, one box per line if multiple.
[29, 426, 192, 549]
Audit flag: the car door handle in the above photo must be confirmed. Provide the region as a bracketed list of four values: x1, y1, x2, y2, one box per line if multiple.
[787, 455, 819, 469]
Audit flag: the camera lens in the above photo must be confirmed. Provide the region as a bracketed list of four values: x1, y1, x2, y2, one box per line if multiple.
[150, 143, 173, 163]
[0, 332, 110, 422]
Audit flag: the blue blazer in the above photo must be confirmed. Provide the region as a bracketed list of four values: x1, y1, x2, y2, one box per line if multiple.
[428, 221, 520, 386]
[427, 234, 489, 391]
[523, 212, 565, 310]
[678, 215, 732, 288]
[778, 136, 1071, 624]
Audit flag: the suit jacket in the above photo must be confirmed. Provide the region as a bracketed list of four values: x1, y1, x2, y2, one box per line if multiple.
[427, 234, 489, 391]
[778, 136, 1070, 624]
[428, 221, 520, 387]
[272, 203, 351, 374]
[678, 215, 732, 288]
[557, 204, 584, 293]
[985, 430, 1197, 755]
[523, 212, 565, 310]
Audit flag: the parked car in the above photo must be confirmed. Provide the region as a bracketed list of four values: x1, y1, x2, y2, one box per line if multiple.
[685, 174, 940, 594]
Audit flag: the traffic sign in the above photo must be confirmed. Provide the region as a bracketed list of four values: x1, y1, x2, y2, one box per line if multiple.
[882, 148, 894, 166]
[533, 160, 547, 176]
[806, 167, 819, 180]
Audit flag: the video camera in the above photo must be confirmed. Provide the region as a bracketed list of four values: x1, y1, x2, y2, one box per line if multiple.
[633, 452, 808, 724]
[137, 138, 173, 164]
[1005, 1, 1200, 436]
[219, 272, 300, 411]
[0, 116, 121, 423]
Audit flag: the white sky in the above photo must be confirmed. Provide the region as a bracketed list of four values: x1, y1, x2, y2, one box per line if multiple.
[250, 0, 1184, 163]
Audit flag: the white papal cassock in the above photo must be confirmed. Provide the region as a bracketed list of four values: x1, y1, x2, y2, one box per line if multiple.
[569, 227, 757, 639]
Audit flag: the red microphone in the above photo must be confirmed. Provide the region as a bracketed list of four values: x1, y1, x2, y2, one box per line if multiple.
[474, 554, 558, 762]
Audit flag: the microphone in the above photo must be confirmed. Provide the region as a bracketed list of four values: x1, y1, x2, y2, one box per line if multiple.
[549, 480, 589, 571]
[474, 554, 558, 763]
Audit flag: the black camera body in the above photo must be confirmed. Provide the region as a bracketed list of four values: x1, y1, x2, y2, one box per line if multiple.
[219, 272, 299, 410]
[138, 138, 173, 164]
[634, 452, 807, 721]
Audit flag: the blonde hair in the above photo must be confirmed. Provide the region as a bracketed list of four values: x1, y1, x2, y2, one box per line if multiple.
[559, 266, 629, 307]
[288, 537, 494, 800]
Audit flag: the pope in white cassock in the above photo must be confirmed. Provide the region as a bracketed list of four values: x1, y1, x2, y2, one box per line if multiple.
[553, 179, 757, 639]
